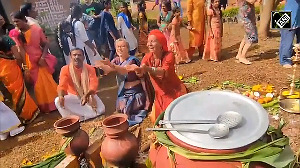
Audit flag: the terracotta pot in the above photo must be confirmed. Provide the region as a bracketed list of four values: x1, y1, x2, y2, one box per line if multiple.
[69, 129, 89, 156]
[54, 115, 80, 137]
[60, 129, 90, 156]
[101, 114, 139, 167]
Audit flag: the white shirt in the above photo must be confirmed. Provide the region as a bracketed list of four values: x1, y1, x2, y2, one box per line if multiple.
[72, 19, 89, 50]
[117, 16, 138, 51]
[63, 36, 74, 65]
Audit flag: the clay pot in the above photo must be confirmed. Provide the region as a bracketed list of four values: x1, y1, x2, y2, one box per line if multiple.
[60, 129, 90, 156]
[54, 115, 80, 137]
[69, 129, 89, 156]
[101, 114, 139, 167]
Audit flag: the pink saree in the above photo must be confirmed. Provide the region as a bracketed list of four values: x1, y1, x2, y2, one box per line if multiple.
[15, 25, 58, 113]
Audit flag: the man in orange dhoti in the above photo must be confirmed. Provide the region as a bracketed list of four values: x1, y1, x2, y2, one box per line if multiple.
[186, 0, 206, 59]
[55, 48, 105, 121]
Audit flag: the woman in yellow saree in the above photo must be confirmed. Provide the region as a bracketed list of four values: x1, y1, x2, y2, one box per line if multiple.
[12, 11, 58, 113]
[0, 35, 40, 124]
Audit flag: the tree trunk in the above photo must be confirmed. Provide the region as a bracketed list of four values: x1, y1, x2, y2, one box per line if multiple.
[130, 0, 137, 15]
[258, 0, 281, 39]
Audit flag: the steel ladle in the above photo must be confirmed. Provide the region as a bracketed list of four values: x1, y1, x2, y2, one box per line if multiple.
[146, 124, 230, 139]
[159, 111, 242, 129]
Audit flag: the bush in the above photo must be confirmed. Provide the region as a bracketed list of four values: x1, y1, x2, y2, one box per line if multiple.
[111, 0, 126, 16]
[276, 4, 285, 11]
[251, 4, 285, 15]
[222, 6, 261, 18]
[222, 7, 239, 18]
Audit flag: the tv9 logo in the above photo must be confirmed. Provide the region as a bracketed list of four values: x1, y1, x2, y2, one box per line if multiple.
[271, 11, 292, 29]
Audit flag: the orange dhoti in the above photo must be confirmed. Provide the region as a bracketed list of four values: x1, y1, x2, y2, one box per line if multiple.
[187, 0, 206, 58]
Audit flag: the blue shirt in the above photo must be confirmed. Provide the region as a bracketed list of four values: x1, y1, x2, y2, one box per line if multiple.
[284, 0, 300, 28]
[99, 11, 120, 46]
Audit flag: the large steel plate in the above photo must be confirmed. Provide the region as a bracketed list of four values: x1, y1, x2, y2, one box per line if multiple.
[164, 90, 269, 150]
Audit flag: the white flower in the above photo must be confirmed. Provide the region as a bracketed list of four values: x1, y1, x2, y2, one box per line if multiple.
[266, 93, 274, 98]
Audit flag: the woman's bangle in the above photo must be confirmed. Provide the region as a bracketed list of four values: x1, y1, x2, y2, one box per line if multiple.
[22, 64, 28, 70]
[151, 67, 156, 72]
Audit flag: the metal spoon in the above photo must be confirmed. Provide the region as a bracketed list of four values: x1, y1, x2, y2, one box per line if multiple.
[159, 111, 242, 129]
[146, 124, 230, 139]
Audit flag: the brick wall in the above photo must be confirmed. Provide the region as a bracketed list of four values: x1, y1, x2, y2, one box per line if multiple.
[0, 0, 71, 31]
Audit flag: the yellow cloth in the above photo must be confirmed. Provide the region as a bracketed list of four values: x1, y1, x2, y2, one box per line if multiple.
[0, 91, 3, 102]
[33, 66, 58, 109]
[187, 0, 206, 47]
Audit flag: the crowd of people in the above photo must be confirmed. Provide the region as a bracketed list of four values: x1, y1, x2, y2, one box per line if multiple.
[0, 0, 299, 141]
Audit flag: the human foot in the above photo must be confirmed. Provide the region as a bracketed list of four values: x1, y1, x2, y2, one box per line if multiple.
[10, 126, 25, 137]
[0, 132, 9, 141]
[283, 64, 292, 68]
[238, 58, 252, 65]
[235, 54, 241, 60]
[185, 60, 192, 64]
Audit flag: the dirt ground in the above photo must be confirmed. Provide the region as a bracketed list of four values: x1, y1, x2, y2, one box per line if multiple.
[1, 1, 300, 168]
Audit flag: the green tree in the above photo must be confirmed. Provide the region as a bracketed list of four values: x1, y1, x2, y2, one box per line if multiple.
[111, 0, 125, 16]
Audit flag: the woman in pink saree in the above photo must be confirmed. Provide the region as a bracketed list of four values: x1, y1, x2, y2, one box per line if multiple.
[11, 11, 57, 113]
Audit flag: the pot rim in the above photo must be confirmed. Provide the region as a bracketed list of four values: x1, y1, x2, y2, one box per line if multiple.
[54, 115, 80, 129]
[102, 113, 128, 128]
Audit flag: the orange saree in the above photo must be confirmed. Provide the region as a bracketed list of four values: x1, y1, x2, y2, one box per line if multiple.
[141, 52, 187, 123]
[0, 54, 40, 124]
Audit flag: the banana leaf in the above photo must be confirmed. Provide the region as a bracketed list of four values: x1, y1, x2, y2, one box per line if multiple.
[21, 137, 73, 168]
[153, 112, 296, 168]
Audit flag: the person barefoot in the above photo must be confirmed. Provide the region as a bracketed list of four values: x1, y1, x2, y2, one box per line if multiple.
[236, 0, 261, 65]
[283, 64, 293, 68]
[238, 57, 252, 65]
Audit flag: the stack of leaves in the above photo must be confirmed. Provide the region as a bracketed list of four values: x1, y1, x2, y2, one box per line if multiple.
[179, 76, 200, 84]
[205, 81, 251, 90]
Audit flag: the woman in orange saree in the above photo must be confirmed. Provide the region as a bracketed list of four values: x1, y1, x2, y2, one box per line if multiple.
[12, 12, 57, 113]
[0, 35, 40, 124]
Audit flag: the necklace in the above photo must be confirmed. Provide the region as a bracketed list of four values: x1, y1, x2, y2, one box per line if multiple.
[150, 57, 162, 67]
